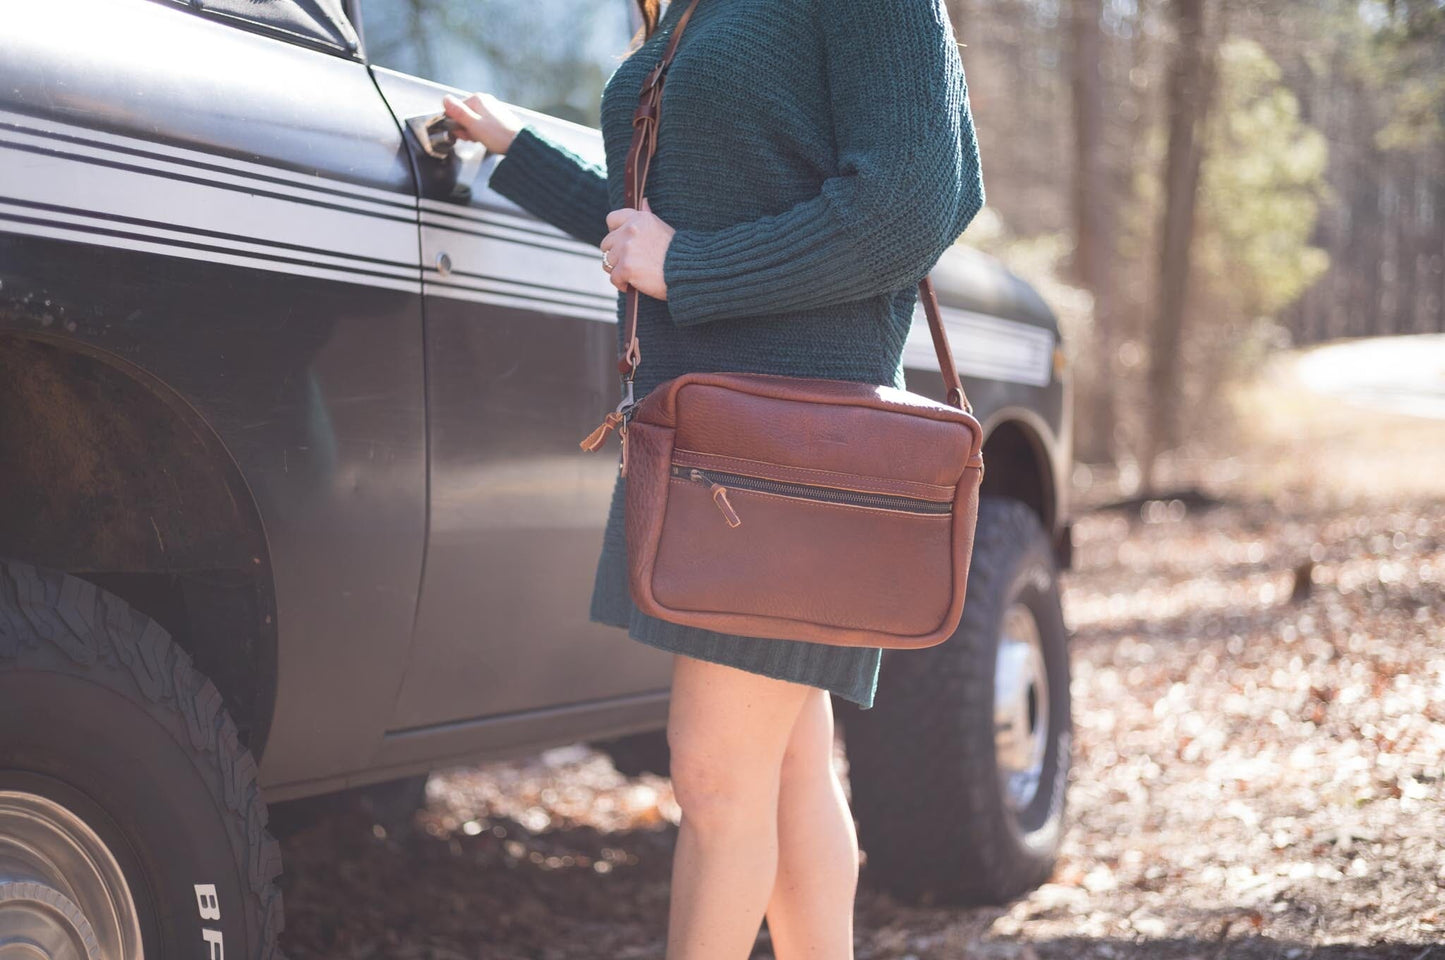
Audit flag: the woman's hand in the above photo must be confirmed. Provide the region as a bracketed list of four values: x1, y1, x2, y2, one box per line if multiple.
[441, 92, 523, 154]
[601, 198, 674, 299]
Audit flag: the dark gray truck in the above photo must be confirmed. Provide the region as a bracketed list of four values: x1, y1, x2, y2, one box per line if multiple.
[0, 0, 1075, 956]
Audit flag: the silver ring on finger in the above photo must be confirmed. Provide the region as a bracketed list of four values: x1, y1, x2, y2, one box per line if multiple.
[602, 249, 615, 273]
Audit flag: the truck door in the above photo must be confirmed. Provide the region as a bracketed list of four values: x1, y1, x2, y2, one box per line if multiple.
[355, 0, 673, 735]
[0, 0, 430, 788]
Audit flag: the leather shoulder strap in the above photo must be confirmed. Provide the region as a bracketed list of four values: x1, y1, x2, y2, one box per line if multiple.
[618, 0, 971, 413]
[918, 270, 968, 410]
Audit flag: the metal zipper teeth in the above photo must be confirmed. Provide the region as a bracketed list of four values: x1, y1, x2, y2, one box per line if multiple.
[672, 465, 952, 515]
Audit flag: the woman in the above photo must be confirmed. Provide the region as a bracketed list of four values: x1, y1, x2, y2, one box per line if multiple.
[442, 0, 984, 954]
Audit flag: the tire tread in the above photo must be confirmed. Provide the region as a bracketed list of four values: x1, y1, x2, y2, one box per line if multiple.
[0, 560, 287, 960]
[844, 497, 1071, 906]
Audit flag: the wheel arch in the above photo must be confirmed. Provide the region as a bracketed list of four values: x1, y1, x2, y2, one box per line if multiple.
[0, 332, 278, 758]
[976, 405, 1064, 538]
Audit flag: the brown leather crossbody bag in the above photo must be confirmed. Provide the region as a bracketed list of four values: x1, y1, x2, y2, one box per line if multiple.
[582, 0, 985, 649]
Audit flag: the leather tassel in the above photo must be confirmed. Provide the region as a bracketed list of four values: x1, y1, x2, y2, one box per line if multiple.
[580, 411, 624, 452]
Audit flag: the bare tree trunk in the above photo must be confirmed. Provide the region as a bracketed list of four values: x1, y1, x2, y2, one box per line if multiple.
[1438, 168, 1445, 334]
[1070, 0, 1119, 464]
[1141, 0, 1220, 494]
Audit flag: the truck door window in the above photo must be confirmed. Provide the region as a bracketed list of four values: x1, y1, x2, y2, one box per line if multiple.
[155, 0, 360, 53]
[356, 0, 635, 128]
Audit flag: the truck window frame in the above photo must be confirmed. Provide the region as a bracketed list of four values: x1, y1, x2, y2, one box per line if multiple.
[144, 0, 363, 59]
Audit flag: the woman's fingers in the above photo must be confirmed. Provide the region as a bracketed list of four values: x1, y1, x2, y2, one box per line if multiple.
[605, 250, 629, 292]
[601, 212, 638, 291]
[441, 93, 523, 153]
[440, 94, 482, 141]
[440, 94, 472, 122]
[599, 234, 616, 285]
[605, 207, 637, 231]
[600, 206, 673, 298]
[601, 210, 630, 290]
[598, 209, 670, 296]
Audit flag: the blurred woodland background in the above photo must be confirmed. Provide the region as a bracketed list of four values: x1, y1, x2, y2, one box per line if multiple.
[946, 0, 1443, 492]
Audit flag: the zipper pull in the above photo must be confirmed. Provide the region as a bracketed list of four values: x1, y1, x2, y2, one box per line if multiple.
[580, 411, 624, 452]
[691, 469, 741, 527]
[712, 485, 742, 527]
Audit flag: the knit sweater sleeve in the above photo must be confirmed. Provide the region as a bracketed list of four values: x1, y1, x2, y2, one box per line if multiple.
[660, 0, 986, 327]
[486, 123, 611, 248]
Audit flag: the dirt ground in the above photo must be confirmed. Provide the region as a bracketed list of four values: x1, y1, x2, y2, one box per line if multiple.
[276, 345, 1444, 959]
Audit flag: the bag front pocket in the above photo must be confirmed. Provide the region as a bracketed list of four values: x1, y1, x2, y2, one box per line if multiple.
[649, 449, 957, 634]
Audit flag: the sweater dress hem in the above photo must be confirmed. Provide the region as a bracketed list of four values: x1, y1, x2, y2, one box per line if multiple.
[589, 601, 880, 711]
[617, 617, 879, 710]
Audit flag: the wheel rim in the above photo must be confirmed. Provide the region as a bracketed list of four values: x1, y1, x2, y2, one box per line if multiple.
[993, 601, 1049, 814]
[0, 791, 143, 960]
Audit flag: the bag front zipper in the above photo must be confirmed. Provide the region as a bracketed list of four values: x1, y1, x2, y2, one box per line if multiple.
[672, 464, 953, 528]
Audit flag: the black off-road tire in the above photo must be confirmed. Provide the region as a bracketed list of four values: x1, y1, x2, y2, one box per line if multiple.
[841, 496, 1073, 906]
[0, 559, 285, 958]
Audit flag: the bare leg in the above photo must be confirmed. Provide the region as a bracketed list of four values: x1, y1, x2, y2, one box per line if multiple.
[764, 689, 859, 960]
[664, 653, 813, 960]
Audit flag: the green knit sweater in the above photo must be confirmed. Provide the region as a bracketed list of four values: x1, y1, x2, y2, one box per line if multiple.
[486, 0, 984, 709]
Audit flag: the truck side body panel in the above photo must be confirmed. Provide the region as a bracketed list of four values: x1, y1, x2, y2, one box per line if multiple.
[0, 0, 427, 787]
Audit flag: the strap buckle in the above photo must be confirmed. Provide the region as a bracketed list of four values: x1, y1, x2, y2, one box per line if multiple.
[641, 58, 668, 91]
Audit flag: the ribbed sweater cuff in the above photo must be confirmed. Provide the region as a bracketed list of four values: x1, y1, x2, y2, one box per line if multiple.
[486, 124, 609, 246]
[487, 124, 560, 210]
[660, 200, 885, 327]
[661, 210, 851, 328]
[661, 228, 731, 327]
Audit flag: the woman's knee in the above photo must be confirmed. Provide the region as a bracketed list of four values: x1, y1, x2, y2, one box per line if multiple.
[664, 655, 811, 826]
[667, 724, 779, 828]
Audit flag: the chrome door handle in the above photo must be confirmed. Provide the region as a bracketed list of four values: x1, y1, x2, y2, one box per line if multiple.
[406, 112, 461, 159]
[406, 112, 489, 199]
